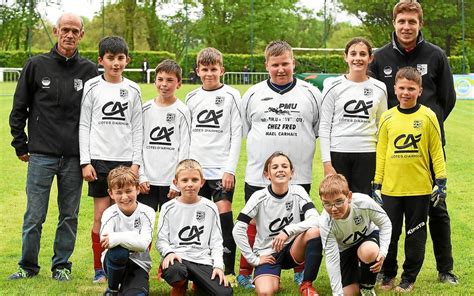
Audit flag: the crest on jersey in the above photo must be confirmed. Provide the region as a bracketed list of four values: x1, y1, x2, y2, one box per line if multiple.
[215, 96, 225, 106]
[120, 89, 128, 99]
[134, 217, 141, 229]
[354, 215, 363, 225]
[285, 201, 293, 211]
[417, 64, 428, 76]
[166, 113, 176, 124]
[364, 88, 373, 97]
[73, 79, 83, 91]
[413, 120, 422, 129]
[196, 211, 206, 223]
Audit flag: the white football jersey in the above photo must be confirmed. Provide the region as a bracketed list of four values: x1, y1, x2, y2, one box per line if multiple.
[139, 99, 191, 186]
[185, 85, 242, 179]
[80, 75, 143, 165]
[319, 76, 387, 162]
[156, 197, 224, 270]
[233, 184, 319, 266]
[319, 193, 392, 295]
[100, 202, 155, 273]
[241, 79, 322, 186]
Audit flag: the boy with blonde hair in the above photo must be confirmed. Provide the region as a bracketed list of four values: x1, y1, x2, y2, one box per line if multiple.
[239, 40, 322, 288]
[138, 59, 191, 211]
[101, 166, 155, 295]
[156, 159, 233, 296]
[79, 36, 143, 283]
[185, 48, 242, 282]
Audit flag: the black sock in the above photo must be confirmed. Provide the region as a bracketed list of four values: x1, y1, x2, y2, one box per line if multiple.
[360, 260, 377, 289]
[220, 211, 236, 275]
[303, 237, 323, 282]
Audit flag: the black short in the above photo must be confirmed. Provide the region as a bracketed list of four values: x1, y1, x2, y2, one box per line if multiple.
[104, 257, 149, 295]
[330, 152, 375, 195]
[244, 183, 311, 203]
[199, 179, 234, 203]
[340, 230, 380, 287]
[137, 185, 170, 212]
[88, 159, 132, 198]
[161, 259, 233, 296]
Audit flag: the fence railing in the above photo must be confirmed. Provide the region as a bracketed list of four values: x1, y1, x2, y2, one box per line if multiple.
[0, 68, 22, 82]
[223, 72, 269, 85]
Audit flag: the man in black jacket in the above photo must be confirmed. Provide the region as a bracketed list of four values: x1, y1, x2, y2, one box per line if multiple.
[369, 0, 458, 287]
[8, 13, 98, 281]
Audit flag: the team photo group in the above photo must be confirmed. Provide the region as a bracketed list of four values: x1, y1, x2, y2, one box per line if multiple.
[7, 0, 459, 295]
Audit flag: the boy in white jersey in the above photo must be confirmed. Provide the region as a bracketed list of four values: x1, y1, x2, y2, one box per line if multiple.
[233, 152, 323, 296]
[156, 159, 233, 296]
[79, 36, 143, 283]
[319, 174, 391, 296]
[138, 59, 191, 211]
[239, 40, 322, 287]
[185, 48, 242, 281]
[100, 166, 155, 296]
[373, 67, 446, 292]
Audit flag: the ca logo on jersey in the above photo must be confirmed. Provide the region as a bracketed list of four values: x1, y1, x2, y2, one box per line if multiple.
[178, 225, 204, 246]
[149, 126, 174, 146]
[343, 100, 373, 119]
[102, 101, 128, 120]
[342, 226, 368, 245]
[268, 213, 293, 237]
[394, 134, 421, 153]
[196, 109, 223, 128]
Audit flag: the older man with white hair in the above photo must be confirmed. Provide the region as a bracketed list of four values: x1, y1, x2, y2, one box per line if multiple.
[8, 12, 98, 281]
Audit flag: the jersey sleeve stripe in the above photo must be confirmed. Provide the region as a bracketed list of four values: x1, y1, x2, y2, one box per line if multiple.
[237, 213, 252, 224]
[302, 202, 315, 214]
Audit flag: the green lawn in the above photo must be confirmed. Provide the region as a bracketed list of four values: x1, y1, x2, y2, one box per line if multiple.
[0, 82, 472, 295]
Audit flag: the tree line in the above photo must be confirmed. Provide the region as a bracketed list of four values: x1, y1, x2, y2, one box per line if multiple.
[0, 0, 472, 66]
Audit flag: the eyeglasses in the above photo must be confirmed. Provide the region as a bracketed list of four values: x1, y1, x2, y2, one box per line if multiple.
[322, 199, 347, 210]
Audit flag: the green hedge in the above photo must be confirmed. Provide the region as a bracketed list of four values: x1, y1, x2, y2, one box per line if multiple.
[0, 50, 469, 82]
[0, 50, 175, 82]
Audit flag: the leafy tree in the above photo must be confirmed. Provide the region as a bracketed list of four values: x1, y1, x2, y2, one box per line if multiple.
[338, 0, 472, 56]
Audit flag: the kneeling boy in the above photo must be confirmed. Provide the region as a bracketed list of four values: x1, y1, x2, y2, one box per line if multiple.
[100, 166, 155, 296]
[319, 174, 392, 296]
[156, 159, 233, 296]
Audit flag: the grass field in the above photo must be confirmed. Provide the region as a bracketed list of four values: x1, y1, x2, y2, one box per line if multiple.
[0, 81, 473, 295]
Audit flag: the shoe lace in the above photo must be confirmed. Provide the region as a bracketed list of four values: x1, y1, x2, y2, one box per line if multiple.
[17, 267, 27, 278]
[446, 272, 458, 280]
[56, 269, 71, 280]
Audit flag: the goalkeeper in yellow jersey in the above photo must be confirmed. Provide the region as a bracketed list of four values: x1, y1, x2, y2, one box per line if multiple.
[372, 66, 446, 293]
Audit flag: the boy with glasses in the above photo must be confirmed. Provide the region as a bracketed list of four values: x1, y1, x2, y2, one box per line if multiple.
[319, 174, 391, 296]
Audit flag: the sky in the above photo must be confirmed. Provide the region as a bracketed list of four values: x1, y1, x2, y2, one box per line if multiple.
[37, 0, 359, 25]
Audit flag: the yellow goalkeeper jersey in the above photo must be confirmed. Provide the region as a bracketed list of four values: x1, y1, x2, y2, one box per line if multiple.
[374, 104, 446, 196]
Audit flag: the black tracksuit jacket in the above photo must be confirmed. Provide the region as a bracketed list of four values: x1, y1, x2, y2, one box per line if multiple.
[369, 32, 456, 145]
[9, 45, 98, 157]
